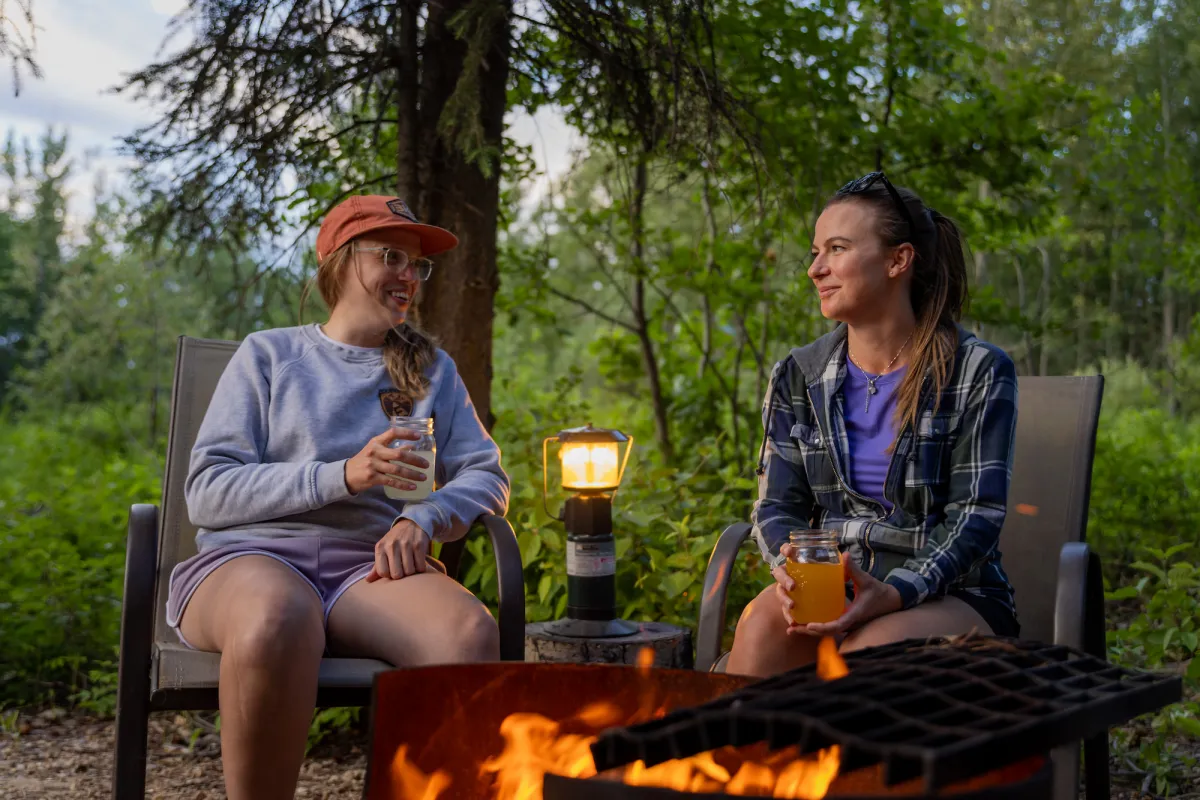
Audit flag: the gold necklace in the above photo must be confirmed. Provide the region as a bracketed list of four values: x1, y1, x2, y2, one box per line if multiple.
[848, 332, 913, 413]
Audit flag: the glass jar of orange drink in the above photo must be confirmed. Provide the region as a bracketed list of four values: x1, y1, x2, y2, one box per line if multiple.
[785, 530, 845, 625]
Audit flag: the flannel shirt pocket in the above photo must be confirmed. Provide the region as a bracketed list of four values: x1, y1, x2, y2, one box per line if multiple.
[789, 422, 824, 450]
[908, 410, 961, 486]
[790, 422, 840, 494]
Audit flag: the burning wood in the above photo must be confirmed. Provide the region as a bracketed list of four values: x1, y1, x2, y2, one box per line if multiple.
[391, 641, 850, 799]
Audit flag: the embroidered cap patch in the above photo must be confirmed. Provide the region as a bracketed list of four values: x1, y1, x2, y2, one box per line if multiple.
[386, 199, 418, 223]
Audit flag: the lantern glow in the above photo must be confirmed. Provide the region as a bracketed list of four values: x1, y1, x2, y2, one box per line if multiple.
[560, 441, 620, 490]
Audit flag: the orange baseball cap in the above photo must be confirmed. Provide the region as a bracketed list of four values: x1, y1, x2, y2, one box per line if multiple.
[315, 195, 459, 263]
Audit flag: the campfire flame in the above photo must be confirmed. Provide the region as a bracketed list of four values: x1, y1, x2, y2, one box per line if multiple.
[392, 641, 849, 799]
[390, 745, 451, 800]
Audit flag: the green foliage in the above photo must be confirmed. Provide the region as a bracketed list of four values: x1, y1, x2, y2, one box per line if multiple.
[1087, 405, 1200, 585]
[1103, 543, 1200, 794]
[1087, 400, 1200, 792]
[0, 406, 160, 706]
[307, 707, 361, 754]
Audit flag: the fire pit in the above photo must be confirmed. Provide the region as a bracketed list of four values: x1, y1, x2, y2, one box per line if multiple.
[364, 636, 1180, 800]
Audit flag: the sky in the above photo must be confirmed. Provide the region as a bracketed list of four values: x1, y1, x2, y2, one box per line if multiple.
[0, 0, 577, 237]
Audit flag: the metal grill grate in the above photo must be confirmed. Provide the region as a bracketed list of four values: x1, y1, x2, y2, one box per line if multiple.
[590, 637, 1181, 791]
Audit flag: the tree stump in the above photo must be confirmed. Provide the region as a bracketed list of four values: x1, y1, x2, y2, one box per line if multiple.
[524, 621, 693, 669]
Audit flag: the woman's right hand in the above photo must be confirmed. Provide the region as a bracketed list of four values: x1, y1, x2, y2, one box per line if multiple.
[343, 427, 430, 496]
[772, 543, 804, 631]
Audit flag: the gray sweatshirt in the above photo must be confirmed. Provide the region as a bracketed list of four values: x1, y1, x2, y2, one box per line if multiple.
[185, 324, 510, 552]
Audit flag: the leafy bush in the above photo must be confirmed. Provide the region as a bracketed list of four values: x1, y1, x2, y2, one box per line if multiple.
[1088, 402, 1200, 793]
[0, 405, 160, 706]
[1087, 406, 1200, 585]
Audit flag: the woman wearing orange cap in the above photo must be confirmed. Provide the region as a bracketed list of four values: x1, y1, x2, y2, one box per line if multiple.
[166, 196, 510, 798]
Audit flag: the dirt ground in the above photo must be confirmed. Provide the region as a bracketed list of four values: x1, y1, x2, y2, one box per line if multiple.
[0, 710, 367, 799]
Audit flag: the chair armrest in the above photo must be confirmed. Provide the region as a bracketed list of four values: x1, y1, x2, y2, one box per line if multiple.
[478, 514, 526, 661]
[695, 522, 753, 672]
[1054, 542, 1106, 657]
[1054, 542, 1090, 650]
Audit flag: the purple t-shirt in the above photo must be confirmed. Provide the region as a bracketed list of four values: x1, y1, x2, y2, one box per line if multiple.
[843, 364, 907, 512]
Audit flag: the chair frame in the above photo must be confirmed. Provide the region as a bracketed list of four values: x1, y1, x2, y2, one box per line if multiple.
[111, 337, 526, 800]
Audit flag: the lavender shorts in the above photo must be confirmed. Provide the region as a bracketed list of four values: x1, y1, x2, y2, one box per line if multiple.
[165, 536, 445, 650]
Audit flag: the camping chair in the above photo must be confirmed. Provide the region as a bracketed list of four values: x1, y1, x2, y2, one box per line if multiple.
[694, 376, 1107, 800]
[111, 336, 526, 800]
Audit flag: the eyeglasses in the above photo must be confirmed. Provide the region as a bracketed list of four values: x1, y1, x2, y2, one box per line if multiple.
[836, 171, 916, 241]
[354, 246, 434, 281]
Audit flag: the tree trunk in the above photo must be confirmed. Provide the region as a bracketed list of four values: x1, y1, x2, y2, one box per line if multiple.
[395, 0, 420, 201]
[1106, 224, 1118, 363]
[1037, 245, 1052, 377]
[630, 156, 674, 463]
[1159, 50, 1177, 415]
[411, 0, 511, 430]
[973, 181, 990, 338]
[1013, 255, 1035, 376]
[698, 170, 717, 379]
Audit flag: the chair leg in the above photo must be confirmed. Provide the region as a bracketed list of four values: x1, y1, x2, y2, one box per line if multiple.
[1083, 550, 1110, 800]
[112, 504, 159, 800]
[112, 701, 151, 800]
[1084, 734, 1110, 800]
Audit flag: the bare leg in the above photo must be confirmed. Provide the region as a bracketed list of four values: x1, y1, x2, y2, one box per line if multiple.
[840, 595, 991, 653]
[727, 588, 989, 677]
[726, 584, 820, 677]
[178, 556, 325, 800]
[326, 572, 499, 665]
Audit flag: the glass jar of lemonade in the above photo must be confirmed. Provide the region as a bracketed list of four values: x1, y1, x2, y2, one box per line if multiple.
[385, 416, 436, 501]
[785, 530, 845, 625]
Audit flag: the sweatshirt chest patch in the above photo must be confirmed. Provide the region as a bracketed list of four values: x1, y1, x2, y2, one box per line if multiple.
[378, 389, 413, 419]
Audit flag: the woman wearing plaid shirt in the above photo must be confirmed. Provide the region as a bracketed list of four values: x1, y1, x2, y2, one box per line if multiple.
[726, 173, 1019, 677]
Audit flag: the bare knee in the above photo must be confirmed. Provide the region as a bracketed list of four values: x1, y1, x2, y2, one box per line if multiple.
[735, 593, 786, 649]
[438, 603, 500, 663]
[727, 589, 815, 677]
[225, 591, 324, 670]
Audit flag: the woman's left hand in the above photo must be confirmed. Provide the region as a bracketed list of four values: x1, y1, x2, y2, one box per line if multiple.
[366, 519, 431, 582]
[799, 552, 903, 636]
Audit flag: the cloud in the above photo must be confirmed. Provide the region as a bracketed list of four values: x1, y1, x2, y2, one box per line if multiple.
[150, 0, 189, 16]
[0, 0, 169, 139]
[0, 0, 181, 227]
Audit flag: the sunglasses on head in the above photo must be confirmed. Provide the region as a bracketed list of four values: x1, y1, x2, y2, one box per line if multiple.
[836, 171, 917, 241]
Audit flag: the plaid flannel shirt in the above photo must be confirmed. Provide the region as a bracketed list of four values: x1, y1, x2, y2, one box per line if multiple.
[751, 324, 1019, 616]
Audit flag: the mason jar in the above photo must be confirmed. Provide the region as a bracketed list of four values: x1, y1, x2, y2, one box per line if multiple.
[784, 529, 845, 624]
[385, 416, 436, 501]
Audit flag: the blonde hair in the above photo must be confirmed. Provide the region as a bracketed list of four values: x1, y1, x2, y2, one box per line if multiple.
[300, 241, 437, 404]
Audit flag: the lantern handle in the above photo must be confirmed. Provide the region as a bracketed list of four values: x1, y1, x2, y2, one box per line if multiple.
[611, 435, 635, 503]
[542, 436, 562, 521]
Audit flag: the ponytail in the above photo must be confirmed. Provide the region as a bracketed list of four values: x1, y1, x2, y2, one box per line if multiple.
[892, 209, 967, 432]
[382, 314, 437, 405]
